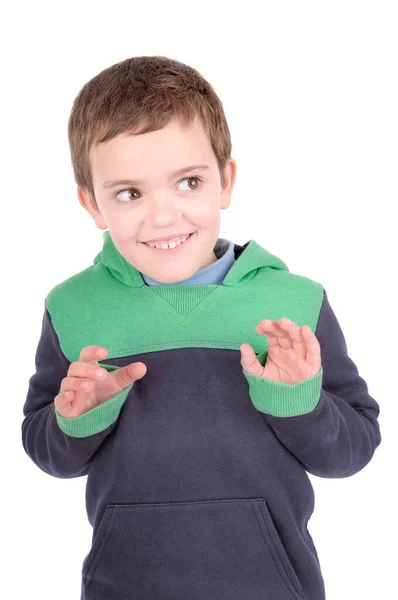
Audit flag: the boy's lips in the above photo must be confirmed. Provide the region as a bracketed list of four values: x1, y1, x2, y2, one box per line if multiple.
[141, 232, 194, 253]
[143, 232, 194, 243]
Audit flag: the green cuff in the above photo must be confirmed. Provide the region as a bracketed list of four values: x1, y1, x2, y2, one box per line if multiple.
[243, 366, 323, 417]
[55, 383, 133, 438]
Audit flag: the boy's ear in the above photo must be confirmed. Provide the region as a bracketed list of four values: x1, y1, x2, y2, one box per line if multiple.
[220, 158, 237, 210]
[77, 187, 107, 230]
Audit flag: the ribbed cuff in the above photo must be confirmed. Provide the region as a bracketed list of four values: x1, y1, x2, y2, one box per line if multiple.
[243, 366, 323, 417]
[55, 384, 134, 438]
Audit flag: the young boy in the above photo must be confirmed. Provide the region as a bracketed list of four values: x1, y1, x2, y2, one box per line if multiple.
[22, 56, 381, 600]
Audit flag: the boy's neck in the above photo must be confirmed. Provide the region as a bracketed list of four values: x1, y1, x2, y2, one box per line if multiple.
[141, 239, 235, 286]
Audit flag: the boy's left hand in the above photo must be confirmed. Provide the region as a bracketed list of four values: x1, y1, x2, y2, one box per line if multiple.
[240, 318, 321, 384]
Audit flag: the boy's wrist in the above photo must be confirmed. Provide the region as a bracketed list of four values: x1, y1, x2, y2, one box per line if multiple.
[243, 366, 323, 417]
[54, 384, 134, 437]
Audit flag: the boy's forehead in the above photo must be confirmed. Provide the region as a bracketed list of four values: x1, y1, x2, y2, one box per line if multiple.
[90, 116, 215, 184]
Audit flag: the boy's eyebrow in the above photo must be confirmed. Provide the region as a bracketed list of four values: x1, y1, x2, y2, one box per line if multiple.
[102, 164, 210, 188]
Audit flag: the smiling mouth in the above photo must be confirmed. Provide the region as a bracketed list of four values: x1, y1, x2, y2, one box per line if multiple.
[142, 232, 194, 251]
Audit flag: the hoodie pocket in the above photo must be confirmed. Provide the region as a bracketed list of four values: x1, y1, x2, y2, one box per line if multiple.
[82, 497, 303, 600]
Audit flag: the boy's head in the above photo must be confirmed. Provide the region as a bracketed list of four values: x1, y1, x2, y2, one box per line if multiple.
[68, 56, 236, 284]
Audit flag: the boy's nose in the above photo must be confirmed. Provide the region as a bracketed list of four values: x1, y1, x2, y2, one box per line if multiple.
[146, 194, 182, 218]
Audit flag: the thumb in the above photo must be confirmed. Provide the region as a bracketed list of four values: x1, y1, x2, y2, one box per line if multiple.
[112, 361, 147, 391]
[240, 343, 264, 377]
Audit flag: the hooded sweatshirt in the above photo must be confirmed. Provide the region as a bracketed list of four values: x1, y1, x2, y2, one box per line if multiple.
[22, 231, 381, 600]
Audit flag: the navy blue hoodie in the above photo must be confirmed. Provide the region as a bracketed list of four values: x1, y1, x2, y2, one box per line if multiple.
[22, 232, 381, 600]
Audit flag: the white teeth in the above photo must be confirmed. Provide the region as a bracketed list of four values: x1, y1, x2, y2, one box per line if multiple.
[146, 233, 190, 249]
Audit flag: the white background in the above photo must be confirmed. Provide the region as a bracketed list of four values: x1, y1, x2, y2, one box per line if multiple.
[3, 1, 396, 598]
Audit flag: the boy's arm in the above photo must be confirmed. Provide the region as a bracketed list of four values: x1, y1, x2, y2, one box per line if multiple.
[243, 289, 382, 478]
[21, 306, 130, 479]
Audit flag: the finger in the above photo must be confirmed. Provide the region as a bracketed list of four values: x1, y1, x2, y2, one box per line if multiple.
[255, 319, 292, 349]
[54, 390, 75, 412]
[240, 343, 264, 376]
[60, 376, 97, 394]
[68, 359, 108, 382]
[79, 345, 109, 365]
[278, 318, 307, 357]
[113, 361, 147, 390]
[300, 325, 320, 359]
[68, 345, 109, 380]
[255, 320, 278, 337]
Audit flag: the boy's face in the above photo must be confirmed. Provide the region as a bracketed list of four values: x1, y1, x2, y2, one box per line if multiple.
[78, 115, 236, 284]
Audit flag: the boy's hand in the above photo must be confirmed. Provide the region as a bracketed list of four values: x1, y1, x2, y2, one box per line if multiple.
[240, 318, 321, 384]
[54, 346, 147, 418]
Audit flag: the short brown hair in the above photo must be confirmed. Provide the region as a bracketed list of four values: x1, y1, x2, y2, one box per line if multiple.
[67, 56, 232, 207]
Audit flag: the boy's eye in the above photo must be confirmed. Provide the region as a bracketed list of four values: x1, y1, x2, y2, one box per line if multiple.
[115, 188, 140, 202]
[178, 176, 201, 192]
[115, 176, 202, 202]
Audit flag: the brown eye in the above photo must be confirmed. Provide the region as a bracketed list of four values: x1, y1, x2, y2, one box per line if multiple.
[115, 188, 140, 202]
[178, 176, 202, 191]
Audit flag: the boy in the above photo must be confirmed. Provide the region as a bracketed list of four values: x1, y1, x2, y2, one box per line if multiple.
[22, 56, 381, 600]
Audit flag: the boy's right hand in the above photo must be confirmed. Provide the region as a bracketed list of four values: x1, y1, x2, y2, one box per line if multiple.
[54, 346, 147, 418]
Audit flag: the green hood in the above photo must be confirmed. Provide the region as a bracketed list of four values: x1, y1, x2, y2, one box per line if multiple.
[93, 230, 290, 288]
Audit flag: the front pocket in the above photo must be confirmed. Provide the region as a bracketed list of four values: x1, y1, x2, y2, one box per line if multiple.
[252, 499, 303, 598]
[83, 497, 303, 600]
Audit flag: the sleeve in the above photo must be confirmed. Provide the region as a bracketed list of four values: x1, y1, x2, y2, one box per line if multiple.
[21, 304, 133, 479]
[242, 288, 382, 478]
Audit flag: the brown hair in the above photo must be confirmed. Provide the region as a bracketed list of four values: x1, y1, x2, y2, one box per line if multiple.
[67, 56, 232, 208]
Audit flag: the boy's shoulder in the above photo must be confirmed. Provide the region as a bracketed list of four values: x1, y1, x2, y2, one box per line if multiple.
[45, 261, 106, 313]
[272, 266, 325, 297]
[249, 240, 325, 297]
